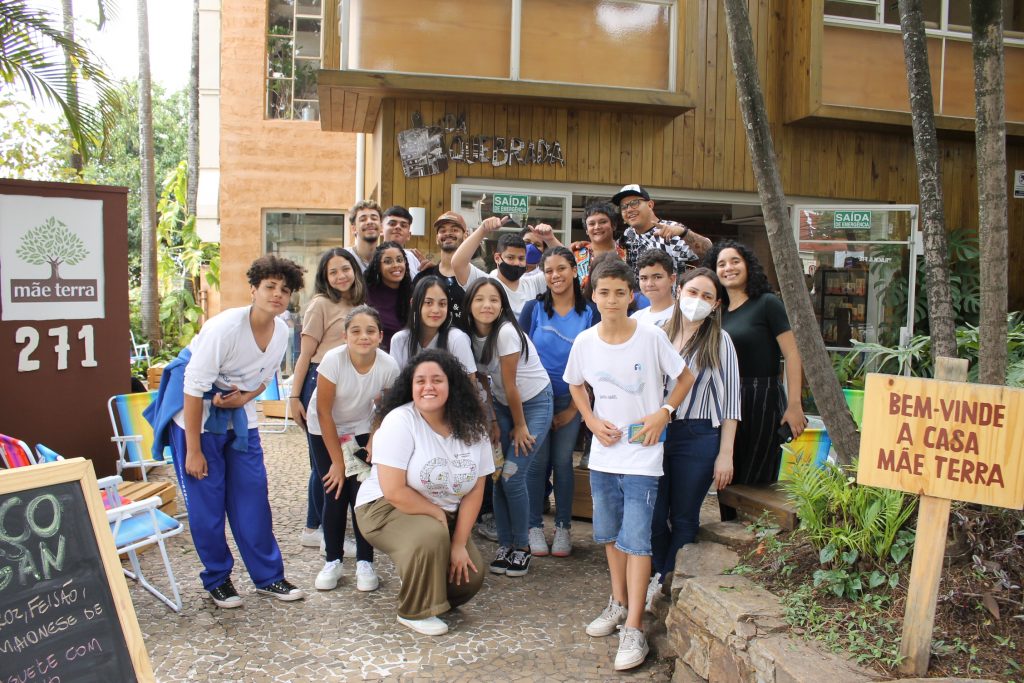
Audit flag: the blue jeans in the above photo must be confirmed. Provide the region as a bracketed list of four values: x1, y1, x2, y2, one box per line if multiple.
[300, 364, 324, 529]
[494, 385, 553, 549]
[527, 392, 580, 530]
[589, 470, 659, 556]
[651, 419, 721, 576]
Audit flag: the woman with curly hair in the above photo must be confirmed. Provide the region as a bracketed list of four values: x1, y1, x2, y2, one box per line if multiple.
[363, 240, 412, 352]
[703, 241, 806, 519]
[354, 349, 494, 636]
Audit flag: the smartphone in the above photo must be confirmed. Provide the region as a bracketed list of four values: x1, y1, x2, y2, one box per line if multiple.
[628, 423, 668, 444]
[777, 423, 794, 443]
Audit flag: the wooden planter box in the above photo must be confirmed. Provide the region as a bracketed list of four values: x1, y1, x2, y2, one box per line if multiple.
[572, 467, 592, 520]
[146, 365, 165, 391]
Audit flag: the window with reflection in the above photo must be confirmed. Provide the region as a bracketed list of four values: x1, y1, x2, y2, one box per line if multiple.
[267, 0, 323, 120]
[825, 0, 1024, 38]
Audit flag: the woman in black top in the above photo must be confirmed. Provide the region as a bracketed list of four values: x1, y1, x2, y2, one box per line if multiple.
[704, 241, 806, 519]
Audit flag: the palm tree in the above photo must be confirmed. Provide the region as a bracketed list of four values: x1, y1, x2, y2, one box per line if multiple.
[0, 0, 119, 163]
[138, 0, 161, 347]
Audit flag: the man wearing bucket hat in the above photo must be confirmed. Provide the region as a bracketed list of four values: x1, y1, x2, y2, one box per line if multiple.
[611, 184, 712, 278]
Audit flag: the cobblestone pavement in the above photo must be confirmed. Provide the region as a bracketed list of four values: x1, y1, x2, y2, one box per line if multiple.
[133, 428, 675, 681]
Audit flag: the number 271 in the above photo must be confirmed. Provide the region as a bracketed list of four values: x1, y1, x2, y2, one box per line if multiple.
[16, 325, 98, 372]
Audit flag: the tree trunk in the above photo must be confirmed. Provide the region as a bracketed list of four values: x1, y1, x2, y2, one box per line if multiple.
[186, 0, 199, 217]
[721, 0, 860, 465]
[138, 0, 161, 347]
[972, 0, 1008, 386]
[897, 0, 957, 361]
[61, 0, 83, 174]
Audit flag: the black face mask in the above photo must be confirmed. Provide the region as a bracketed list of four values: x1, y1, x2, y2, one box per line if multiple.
[498, 261, 526, 282]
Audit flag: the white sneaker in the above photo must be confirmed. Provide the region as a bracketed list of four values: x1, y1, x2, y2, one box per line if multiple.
[586, 596, 628, 637]
[356, 560, 379, 592]
[551, 527, 572, 557]
[397, 614, 448, 636]
[299, 527, 322, 548]
[344, 537, 358, 556]
[645, 573, 663, 612]
[614, 626, 649, 670]
[474, 513, 498, 542]
[528, 527, 549, 556]
[315, 560, 343, 590]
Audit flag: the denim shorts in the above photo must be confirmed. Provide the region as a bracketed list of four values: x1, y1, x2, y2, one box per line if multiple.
[589, 470, 659, 556]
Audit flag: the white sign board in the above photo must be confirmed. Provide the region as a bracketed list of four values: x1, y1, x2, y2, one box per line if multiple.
[0, 195, 105, 320]
[1014, 170, 1024, 199]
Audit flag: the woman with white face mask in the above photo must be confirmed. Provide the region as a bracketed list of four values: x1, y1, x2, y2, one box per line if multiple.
[646, 267, 741, 604]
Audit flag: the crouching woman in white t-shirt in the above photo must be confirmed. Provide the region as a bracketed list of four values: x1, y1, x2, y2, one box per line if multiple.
[354, 349, 495, 636]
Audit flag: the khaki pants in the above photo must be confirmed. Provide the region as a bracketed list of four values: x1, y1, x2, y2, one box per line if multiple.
[355, 497, 485, 620]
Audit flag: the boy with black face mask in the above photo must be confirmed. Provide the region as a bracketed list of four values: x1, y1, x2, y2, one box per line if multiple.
[452, 220, 547, 318]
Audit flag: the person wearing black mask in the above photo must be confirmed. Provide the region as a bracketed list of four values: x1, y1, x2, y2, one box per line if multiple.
[452, 219, 546, 318]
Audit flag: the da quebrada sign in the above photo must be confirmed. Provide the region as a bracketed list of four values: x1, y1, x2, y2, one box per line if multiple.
[0, 196, 104, 321]
[857, 373, 1024, 509]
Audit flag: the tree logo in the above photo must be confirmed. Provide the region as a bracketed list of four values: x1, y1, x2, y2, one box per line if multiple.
[10, 217, 98, 302]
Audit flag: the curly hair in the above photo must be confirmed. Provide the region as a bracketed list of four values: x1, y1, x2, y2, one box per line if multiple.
[347, 199, 382, 227]
[246, 254, 304, 292]
[583, 201, 617, 224]
[364, 241, 413, 322]
[538, 246, 586, 317]
[376, 348, 489, 444]
[314, 248, 366, 305]
[702, 240, 772, 302]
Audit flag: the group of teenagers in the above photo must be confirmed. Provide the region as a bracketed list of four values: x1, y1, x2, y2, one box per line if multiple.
[146, 183, 807, 673]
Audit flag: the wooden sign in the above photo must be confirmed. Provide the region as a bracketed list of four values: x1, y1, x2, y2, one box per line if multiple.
[0, 458, 154, 682]
[857, 372, 1024, 509]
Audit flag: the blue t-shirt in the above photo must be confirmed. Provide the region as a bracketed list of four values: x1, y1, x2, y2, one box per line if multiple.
[519, 298, 599, 397]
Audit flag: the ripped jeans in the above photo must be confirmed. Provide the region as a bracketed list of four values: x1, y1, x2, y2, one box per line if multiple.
[493, 386, 554, 549]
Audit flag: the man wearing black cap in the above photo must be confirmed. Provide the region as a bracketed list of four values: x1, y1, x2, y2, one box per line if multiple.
[611, 184, 712, 277]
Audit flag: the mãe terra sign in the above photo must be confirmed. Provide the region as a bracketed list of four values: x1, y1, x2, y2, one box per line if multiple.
[857, 373, 1024, 509]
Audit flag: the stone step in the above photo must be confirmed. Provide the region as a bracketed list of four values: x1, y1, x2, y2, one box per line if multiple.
[717, 483, 797, 530]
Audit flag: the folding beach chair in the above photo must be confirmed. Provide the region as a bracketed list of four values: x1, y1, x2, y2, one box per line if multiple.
[98, 474, 184, 612]
[34, 443, 64, 463]
[130, 330, 150, 364]
[108, 391, 173, 481]
[256, 372, 292, 433]
[0, 433, 37, 468]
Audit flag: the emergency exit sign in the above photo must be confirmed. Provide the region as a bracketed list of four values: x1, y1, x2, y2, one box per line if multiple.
[493, 193, 529, 216]
[835, 210, 872, 230]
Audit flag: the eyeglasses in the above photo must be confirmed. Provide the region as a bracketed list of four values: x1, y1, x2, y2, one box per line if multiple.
[619, 198, 645, 213]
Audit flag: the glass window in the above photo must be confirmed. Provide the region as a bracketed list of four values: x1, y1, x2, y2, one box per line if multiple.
[520, 0, 671, 89]
[265, 210, 345, 373]
[266, 0, 323, 120]
[452, 187, 571, 265]
[824, 0, 881, 22]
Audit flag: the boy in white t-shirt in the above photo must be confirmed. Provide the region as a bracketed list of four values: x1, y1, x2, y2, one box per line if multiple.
[629, 248, 676, 329]
[563, 258, 693, 671]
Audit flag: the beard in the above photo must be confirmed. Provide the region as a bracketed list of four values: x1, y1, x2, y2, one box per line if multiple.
[361, 233, 379, 244]
[439, 241, 459, 253]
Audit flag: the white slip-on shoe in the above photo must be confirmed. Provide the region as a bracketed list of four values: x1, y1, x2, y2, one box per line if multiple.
[551, 527, 572, 557]
[397, 615, 448, 636]
[315, 560, 343, 590]
[614, 626, 649, 670]
[355, 560, 379, 592]
[528, 527, 549, 556]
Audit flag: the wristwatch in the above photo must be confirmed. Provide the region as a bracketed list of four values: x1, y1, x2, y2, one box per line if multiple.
[661, 403, 676, 417]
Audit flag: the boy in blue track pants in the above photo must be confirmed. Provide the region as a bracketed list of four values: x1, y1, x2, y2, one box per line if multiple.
[148, 254, 307, 608]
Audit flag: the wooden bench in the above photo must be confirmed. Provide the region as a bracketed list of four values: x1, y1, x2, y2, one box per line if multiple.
[117, 480, 177, 517]
[716, 483, 797, 530]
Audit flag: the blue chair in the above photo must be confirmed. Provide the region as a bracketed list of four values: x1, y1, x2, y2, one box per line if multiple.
[34, 444, 65, 463]
[107, 391, 173, 481]
[98, 474, 184, 612]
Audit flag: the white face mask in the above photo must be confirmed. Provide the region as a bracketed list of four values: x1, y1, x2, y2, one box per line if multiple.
[678, 296, 714, 322]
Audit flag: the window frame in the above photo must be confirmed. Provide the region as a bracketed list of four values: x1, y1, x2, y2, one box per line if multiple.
[266, 0, 325, 121]
[824, 0, 1024, 45]
[337, 0, 679, 93]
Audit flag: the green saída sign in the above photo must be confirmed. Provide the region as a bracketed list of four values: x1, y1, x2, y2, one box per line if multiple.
[492, 193, 529, 218]
[834, 210, 872, 231]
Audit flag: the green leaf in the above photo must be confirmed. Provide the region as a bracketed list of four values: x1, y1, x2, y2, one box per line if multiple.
[888, 572, 900, 589]
[891, 544, 910, 565]
[841, 549, 859, 566]
[868, 570, 887, 588]
[820, 544, 838, 565]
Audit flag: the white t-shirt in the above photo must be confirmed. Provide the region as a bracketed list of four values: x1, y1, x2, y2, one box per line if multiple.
[175, 306, 288, 430]
[355, 404, 495, 512]
[389, 327, 477, 374]
[630, 305, 673, 329]
[404, 248, 421, 279]
[485, 268, 547, 317]
[563, 322, 686, 476]
[306, 347, 400, 436]
[472, 322, 551, 405]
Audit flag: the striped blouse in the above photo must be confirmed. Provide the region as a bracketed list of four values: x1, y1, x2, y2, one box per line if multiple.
[667, 331, 742, 428]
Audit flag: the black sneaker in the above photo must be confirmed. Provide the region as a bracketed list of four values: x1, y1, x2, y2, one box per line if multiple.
[255, 579, 305, 602]
[489, 546, 511, 575]
[505, 548, 532, 577]
[208, 579, 242, 608]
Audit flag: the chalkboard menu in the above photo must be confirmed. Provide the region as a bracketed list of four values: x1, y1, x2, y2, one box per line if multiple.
[0, 459, 152, 682]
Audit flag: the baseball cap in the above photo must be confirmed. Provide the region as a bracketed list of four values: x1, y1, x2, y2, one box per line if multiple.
[611, 184, 651, 205]
[526, 243, 542, 265]
[432, 211, 467, 230]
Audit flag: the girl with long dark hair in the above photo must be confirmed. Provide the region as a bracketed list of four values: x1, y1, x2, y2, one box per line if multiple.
[518, 246, 599, 557]
[389, 276, 477, 380]
[464, 277, 553, 578]
[364, 241, 412, 352]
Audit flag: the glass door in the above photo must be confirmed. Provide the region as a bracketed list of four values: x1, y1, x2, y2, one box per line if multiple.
[451, 184, 573, 265]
